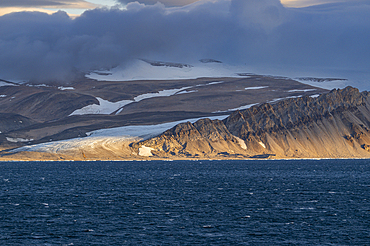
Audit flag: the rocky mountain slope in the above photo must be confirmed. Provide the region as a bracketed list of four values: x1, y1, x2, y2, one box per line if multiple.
[133, 87, 370, 159]
[0, 75, 325, 151]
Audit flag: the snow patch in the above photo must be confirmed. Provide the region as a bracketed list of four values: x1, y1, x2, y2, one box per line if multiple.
[139, 146, 155, 157]
[70, 97, 133, 115]
[58, 86, 75, 90]
[0, 95, 6, 97]
[26, 84, 49, 87]
[235, 137, 247, 150]
[0, 81, 17, 87]
[115, 108, 124, 115]
[286, 95, 303, 99]
[268, 98, 284, 103]
[310, 94, 320, 98]
[176, 90, 197, 95]
[245, 86, 268, 90]
[207, 81, 224, 85]
[215, 103, 258, 113]
[227, 103, 259, 112]
[288, 89, 316, 92]
[6, 137, 33, 143]
[259, 142, 266, 148]
[133, 87, 191, 101]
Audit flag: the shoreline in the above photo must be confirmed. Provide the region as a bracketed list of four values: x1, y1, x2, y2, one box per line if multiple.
[1, 155, 370, 162]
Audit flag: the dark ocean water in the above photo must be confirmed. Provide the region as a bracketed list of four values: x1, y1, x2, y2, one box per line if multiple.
[0, 159, 369, 246]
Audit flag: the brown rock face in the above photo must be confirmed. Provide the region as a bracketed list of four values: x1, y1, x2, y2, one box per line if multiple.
[132, 119, 247, 158]
[135, 87, 370, 159]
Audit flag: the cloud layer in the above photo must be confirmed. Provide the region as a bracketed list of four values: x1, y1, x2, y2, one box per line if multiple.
[118, 0, 199, 7]
[0, 0, 95, 8]
[0, 0, 369, 83]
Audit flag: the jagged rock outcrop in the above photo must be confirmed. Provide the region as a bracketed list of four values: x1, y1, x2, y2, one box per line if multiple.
[131, 119, 248, 158]
[134, 87, 370, 159]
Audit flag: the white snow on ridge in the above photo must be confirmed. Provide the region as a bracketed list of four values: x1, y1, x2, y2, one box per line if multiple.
[294, 78, 347, 90]
[176, 90, 197, 95]
[133, 87, 192, 101]
[0, 95, 6, 97]
[227, 103, 259, 112]
[288, 89, 316, 92]
[0, 81, 17, 87]
[214, 103, 259, 113]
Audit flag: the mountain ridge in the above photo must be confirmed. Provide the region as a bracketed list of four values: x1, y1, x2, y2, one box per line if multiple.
[132, 86, 370, 159]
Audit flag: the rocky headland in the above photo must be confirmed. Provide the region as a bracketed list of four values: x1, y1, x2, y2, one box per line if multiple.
[132, 87, 370, 159]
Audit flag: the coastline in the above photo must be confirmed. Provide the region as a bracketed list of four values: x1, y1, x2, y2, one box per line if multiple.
[1, 151, 370, 162]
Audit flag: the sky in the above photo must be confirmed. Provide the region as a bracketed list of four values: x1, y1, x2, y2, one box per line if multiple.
[0, 0, 369, 89]
[0, 0, 351, 16]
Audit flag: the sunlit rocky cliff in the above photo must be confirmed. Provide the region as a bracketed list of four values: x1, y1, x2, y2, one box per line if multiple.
[133, 87, 370, 159]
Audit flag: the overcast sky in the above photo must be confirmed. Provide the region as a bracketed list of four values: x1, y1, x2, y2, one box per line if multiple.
[0, 0, 352, 15]
[0, 0, 369, 85]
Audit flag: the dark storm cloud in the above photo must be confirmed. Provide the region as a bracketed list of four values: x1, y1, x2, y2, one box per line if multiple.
[0, 0, 369, 82]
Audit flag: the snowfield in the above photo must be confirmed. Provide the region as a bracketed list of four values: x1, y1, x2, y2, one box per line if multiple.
[70, 97, 133, 115]
[12, 115, 229, 154]
[86, 60, 241, 81]
[85, 60, 356, 91]
[133, 86, 192, 101]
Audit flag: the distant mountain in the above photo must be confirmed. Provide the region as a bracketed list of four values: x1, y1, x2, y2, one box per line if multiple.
[199, 59, 222, 64]
[140, 59, 193, 68]
[133, 87, 370, 159]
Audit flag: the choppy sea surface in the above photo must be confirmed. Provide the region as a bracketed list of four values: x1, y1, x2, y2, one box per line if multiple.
[1, 159, 369, 245]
